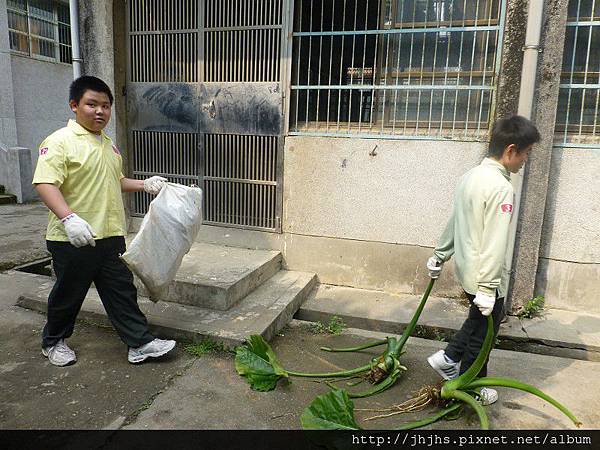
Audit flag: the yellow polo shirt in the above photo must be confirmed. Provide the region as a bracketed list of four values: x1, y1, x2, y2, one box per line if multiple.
[32, 119, 127, 241]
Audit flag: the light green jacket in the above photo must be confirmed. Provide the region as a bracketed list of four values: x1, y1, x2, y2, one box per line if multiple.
[434, 158, 514, 298]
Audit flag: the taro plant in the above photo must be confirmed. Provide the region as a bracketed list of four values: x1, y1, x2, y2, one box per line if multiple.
[235, 279, 437, 397]
[300, 315, 582, 430]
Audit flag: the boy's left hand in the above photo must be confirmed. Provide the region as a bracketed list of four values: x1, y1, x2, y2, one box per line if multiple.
[143, 176, 168, 195]
[474, 292, 495, 316]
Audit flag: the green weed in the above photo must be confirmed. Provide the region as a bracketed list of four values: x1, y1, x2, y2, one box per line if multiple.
[518, 295, 545, 319]
[310, 316, 347, 335]
[183, 339, 225, 357]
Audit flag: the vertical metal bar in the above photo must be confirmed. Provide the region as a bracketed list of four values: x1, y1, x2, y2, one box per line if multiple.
[357, 0, 369, 132]
[464, 0, 481, 133]
[477, 0, 494, 132]
[564, 0, 582, 141]
[346, 0, 357, 131]
[325, 0, 335, 132]
[403, 0, 419, 134]
[452, 0, 468, 134]
[391, 0, 404, 133]
[439, 0, 455, 132]
[315, 0, 324, 129]
[336, 0, 347, 131]
[305, 0, 313, 129]
[578, 0, 596, 136]
[414, 0, 431, 133]
[379, 1, 392, 134]
[427, 0, 444, 134]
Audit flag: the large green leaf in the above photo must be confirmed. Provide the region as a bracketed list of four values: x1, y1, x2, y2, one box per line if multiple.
[235, 335, 288, 391]
[301, 389, 361, 430]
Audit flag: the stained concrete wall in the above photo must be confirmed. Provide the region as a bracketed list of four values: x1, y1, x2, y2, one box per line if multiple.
[537, 147, 600, 313]
[0, 0, 18, 148]
[281, 136, 487, 296]
[10, 55, 73, 168]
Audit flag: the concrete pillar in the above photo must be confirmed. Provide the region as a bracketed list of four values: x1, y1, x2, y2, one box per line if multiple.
[508, 0, 570, 312]
[78, 0, 116, 139]
[495, 0, 528, 121]
[0, 0, 18, 147]
[78, 0, 132, 219]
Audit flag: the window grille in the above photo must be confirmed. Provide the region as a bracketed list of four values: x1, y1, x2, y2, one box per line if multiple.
[7, 0, 72, 64]
[555, 0, 600, 148]
[289, 0, 506, 140]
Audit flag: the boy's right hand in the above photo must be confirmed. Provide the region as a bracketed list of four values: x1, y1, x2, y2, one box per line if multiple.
[61, 213, 97, 248]
[426, 256, 443, 279]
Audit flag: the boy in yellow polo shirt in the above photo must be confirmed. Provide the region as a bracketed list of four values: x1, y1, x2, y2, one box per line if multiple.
[33, 76, 176, 366]
[425, 115, 540, 405]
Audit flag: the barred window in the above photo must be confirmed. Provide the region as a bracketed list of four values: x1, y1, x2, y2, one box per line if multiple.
[7, 0, 72, 64]
[289, 0, 506, 139]
[555, 0, 600, 146]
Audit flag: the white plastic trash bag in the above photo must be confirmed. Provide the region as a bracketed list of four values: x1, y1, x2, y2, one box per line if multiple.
[121, 182, 203, 302]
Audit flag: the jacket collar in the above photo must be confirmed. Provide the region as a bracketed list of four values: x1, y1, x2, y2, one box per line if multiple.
[481, 157, 511, 181]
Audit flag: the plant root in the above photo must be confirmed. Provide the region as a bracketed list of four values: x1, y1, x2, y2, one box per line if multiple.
[357, 383, 445, 421]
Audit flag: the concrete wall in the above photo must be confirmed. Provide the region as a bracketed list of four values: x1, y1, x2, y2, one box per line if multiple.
[281, 136, 487, 296]
[537, 147, 600, 313]
[10, 55, 73, 168]
[0, 0, 18, 147]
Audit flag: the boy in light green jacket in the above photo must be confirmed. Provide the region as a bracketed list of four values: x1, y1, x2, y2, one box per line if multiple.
[426, 115, 540, 405]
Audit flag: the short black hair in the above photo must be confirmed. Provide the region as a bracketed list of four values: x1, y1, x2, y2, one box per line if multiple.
[488, 115, 541, 158]
[69, 76, 114, 105]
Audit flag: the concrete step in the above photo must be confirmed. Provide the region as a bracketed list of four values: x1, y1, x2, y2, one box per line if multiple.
[0, 194, 17, 205]
[296, 283, 600, 362]
[131, 242, 282, 311]
[18, 270, 317, 348]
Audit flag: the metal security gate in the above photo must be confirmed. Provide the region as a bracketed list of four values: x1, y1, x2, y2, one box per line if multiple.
[126, 0, 289, 231]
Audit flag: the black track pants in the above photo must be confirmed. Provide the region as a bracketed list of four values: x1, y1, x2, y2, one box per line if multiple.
[42, 236, 154, 349]
[444, 292, 505, 378]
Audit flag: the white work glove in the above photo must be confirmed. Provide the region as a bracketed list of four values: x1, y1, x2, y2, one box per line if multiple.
[426, 256, 443, 279]
[473, 292, 496, 316]
[143, 176, 168, 195]
[61, 213, 97, 248]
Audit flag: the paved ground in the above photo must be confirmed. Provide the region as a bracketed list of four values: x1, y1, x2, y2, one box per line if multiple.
[0, 202, 48, 271]
[1, 202, 599, 432]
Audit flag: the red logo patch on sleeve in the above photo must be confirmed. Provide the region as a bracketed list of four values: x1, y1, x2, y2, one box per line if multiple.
[39, 147, 48, 156]
[501, 204, 513, 213]
[112, 145, 120, 155]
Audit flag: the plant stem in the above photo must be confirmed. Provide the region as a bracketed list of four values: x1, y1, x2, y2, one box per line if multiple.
[394, 402, 462, 430]
[287, 363, 371, 378]
[463, 377, 582, 427]
[320, 339, 388, 353]
[449, 389, 489, 430]
[396, 278, 435, 351]
[348, 373, 399, 398]
[443, 314, 494, 394]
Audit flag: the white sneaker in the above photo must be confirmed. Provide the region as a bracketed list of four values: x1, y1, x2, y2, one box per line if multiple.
[478, 387, 498, 406]
[128, 338, 176, 364]
[427, 350, 460, 380]
[42, 339, 76, 367]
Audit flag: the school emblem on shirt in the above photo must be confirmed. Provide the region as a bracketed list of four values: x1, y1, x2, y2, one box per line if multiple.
[501, 203, 513, 213]
[39, 147, 48, 156]
[112, 145, 120, 155]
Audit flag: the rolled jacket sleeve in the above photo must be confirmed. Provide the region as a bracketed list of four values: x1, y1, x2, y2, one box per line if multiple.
[434, 207, 456, 263]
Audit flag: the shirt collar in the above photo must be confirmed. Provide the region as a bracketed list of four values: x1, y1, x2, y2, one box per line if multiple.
[481, 157, 511, 181]
[67, 119, 107, 140]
